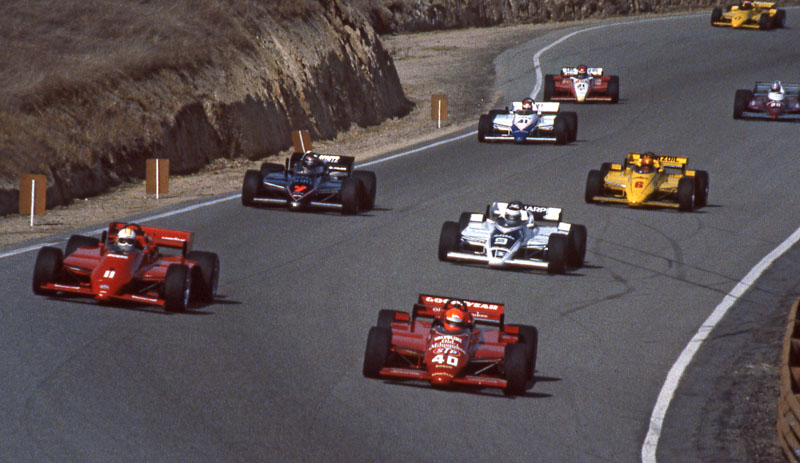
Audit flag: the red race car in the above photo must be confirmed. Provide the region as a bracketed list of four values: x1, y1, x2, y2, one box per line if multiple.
[32, 222, 220, 312]
[544, 65, 619, 103]
[362, 294, 538, 395]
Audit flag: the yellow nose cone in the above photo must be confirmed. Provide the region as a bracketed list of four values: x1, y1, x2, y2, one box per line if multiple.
[731, 14, 748, 27]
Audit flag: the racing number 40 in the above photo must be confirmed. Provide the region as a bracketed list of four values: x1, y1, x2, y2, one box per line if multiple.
[431, 354, 459, 366]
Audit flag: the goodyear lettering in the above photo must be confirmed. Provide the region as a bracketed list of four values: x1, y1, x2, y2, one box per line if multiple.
[423, 296, 500, 311]
[161, 236, 186, 242]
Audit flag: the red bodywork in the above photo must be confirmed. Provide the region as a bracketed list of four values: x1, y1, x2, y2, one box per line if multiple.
[550, 68, 614, 102]
[747, 94, 800, 120]
[39, 222, 197, 307]
[376, 294, 524, 390]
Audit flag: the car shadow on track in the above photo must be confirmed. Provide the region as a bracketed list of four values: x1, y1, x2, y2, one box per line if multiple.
[380, 374, 560, 399]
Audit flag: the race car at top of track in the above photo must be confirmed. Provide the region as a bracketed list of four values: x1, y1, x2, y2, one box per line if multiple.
[711, 1, 786, 29]
[32, 222, 220, 312]
[584, 152, 709, 212]
[477, 99, 577, 145]
[543, 65, 619, 103]
[362, 294, 538, 395]
[733, 80, 800, 121]
[241, 151, 377, 215]
[438, 201, 587, 274]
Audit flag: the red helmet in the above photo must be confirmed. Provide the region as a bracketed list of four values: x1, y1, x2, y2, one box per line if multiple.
[521, 98, 534, 112]
[443, 300, 470, 332]
[577, 64, 588, 77]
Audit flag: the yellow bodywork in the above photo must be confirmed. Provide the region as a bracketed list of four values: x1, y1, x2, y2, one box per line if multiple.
[589, 153, 695, 209]
[712, 1, 779, 29]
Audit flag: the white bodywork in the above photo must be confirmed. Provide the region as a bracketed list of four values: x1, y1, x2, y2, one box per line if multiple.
[484, 102, 561, 142]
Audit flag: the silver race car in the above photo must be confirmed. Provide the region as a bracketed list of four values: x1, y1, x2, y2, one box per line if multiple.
[477, 99, 577, 145]
[438, 201, 587, 274]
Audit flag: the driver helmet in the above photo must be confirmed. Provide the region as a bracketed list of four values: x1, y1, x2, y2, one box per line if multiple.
[577, 64, 589, 78]
[640, 152, 656, 172]
[116, 226, 137, 253]
[503, 202, 523, 225]
[771, 80, 783, 93]
[521, 98, 534, 114]
[443, 301, 469, 332]
[742, 0, 753, 8]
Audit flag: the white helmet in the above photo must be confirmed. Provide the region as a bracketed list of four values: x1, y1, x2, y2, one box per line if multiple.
[116, 227, 137, 252]
[504, 202, 523, 224]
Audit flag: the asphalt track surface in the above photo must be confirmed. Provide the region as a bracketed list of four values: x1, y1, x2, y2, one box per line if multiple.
[2, 13, 799, 463]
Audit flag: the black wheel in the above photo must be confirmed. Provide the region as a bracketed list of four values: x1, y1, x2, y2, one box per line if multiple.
[377, 309, 402, 328]
[567, 224, 587, 268]
[33, 246, 63, 295]
[503, 343, 528, 395]
[678, 177, 695, 212]
[164, 264, 190, 312]
[773, 9, 786, 28]
[516, 325, 538, 379]
[711, 7, 722, 24]
[554, 116, 569, 145]
[351, 171, 377, 211]
[608, 76, 620, 103]
[543, 74, 555, 101]
[438, 221, 461, 261]
[600, 162, 613, 177]
[458, 212, 473, 231]
[242, 170, 261, 206]
[547, 234, 568, 274]
[562, 111, 578, 142]
[187, 251, 220, 302]
[363, 326, 391, 378]
[585, 170, 604, 203]
[478, 114, 493, 142]
[694, 170, 709, 208]
[733, 89, 752, 119]
[488, 109, 505, 118]
[341, 177, 361, 215]
[759, 13, 771, 30]
[260, 162, 284, 177]
[65, 235, 99, 257]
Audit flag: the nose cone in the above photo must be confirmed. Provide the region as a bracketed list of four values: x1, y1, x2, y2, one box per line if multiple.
[627, 176, 654, 206]
[731, 13, 747, 27]
[431, 372, 455, 386]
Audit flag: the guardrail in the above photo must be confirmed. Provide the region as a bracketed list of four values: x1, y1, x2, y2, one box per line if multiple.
[778, 297, 800, 462]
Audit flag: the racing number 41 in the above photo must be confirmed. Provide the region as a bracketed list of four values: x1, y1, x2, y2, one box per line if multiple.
[431, 354, 459, 366]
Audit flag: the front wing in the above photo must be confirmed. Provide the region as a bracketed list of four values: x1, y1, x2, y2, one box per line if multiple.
[740, 110, 800, 120]
[444, 250, 549, 269]
[587, 194, 681, 209]
[376, 366, 508, 389]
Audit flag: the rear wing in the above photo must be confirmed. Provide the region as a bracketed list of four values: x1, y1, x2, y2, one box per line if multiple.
[753, 1, 776, 8]
[413, 294, 505, 325]
[753, 81, 800, 95]
[511, 101, 560, 114]
[626, 152, 689, 171]
[488, 201, 563, 222]
[289, 152, 355, 175]
[561, 67, 603, 77]
[107, 222, 193, 253]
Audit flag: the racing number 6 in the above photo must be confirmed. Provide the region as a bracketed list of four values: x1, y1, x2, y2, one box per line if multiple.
[431, 354, 459, 366]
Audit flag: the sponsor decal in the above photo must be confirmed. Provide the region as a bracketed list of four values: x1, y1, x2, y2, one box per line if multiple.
[107, 253, 130, 259]
[293, 184, 308, 193]
[317, 154, 341, 163]
[635, 181, 644, 188]
[659, 156, 685, 163]
[161, 236, 186, 242]
[423, 296, 501, 311]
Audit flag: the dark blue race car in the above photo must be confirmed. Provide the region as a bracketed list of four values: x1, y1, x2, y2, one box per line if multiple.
[242, 151, 376, 215]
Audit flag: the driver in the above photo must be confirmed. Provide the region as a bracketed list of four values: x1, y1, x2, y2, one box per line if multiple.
[637, 152, 657, 173]
[516, 98, 535, 115]
[576, 64, 589, 79]
[741, 0, 753, 9]
[296, 152, 325, 176]
[114, 226, 139, 253]
[499, 202, 524, 227]
[440, 300, 473, 334]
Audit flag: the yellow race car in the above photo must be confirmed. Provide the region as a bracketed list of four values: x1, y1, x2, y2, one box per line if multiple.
[711, 1, 786, 29]
[584, 152, 709, 212]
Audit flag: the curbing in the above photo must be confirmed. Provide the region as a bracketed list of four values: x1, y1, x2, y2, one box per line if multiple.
[778, 297, 800, 462]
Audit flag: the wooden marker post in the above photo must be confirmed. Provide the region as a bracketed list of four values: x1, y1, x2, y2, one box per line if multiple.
[19, 174, 46, 226]
[291, 130, 313, 153]
[431, 94, 448, 129]
[146, 159, 169, 199]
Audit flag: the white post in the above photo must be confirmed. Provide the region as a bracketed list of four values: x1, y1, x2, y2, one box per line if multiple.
[437, 100, 442, 129]
[30, 179, 35, 227]
[155, 160, 160, 200]
[300, 133, 306, 153]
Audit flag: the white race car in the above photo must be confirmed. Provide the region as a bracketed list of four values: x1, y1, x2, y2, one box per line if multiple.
[544, 65, 620, 103]
[477, 99, 577, 145]
[438, 201, 587, 274]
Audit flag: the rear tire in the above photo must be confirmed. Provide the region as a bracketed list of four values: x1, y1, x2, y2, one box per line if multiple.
[341, 177, 361, 215]
[377, 310, 402, 329]
[562, 111, 578, 142]
[608, 76, 620, 103]
[773, 9, 786, 28]
[187, 251, 220, 302]
[711, 7, 722, 24]
[438, 221, 461, 261]
[242, 170, 261, 207]
[694, 170, 709, 208]
[733, 89, 752, 119]
[567, 224, 587, 268]
[554, 116, 569, 145]
[260, 162, 284, 177]
[543, 74, 555, 101]
[65, 235, 99, 257]
[547, 234, 568, 274]
[164, 264, 190, 312]
[458, 212, 472, 231]
[363, 327, 392, 379]
[352, 171, 377, 211]
[759, 13, 771, 30]
[504, 343, 528, 395]
[478, 114, 493, 142]
[516, 325, 539, 379]
[585, 170, 604, 203]
[678, 177, 695, 212]
[33, 246, 63, 295]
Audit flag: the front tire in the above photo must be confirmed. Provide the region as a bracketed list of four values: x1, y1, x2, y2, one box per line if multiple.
[585, 170, 604, 203]
[438, 221, 461, 261]
[554, 116, 569, 145]
[694, 170, 709, 208]
[773, 9, 786, 28]
[561, 111, 578, 142]
[504, 343, 528, 395]
[543, 74, 556, 101]
[678, 177, 695, 212]
[187, 251, 220, 302]
[547, 234, 568, 274]
[478, 114, 493, 142]
[608, 76, 620, 103]
[164, 264, 191, 312]
[65, 235, 99, 257]
[759, 13, 771, 30]
[33, 246, 63, 295]
[567, 224, 587, 268]
[260, 162, 284, 177]
[516, 325, 539, 379]
[242, 170, 261, 207]
[363, 327, 392, 379]
[352, 171, 377, 211]
[733, 89, 752, 119]
[340, 177, 361, 215]
[711, 7, 722, 25]
[377, 310, 402, 329]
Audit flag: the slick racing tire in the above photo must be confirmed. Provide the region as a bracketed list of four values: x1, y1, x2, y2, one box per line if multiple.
[260, 162, 284, 177]
[561, 111, 578, 142]
[773, 9, 786, 28]
[340, 177, 362, 215]
[33, 246, 63, 295]
[567, 224, 588, 268]
[377, 309, 403, 329]
[65, 235, 100, 257]
[554, 116, 570, 145]
[543, 74, 556, 101]
[694, 170, 710, 208]
[547, 234, 568, 274]
[241, 170, 262, 207]
[678, 177, 696, 212]
[477, 114, 493, 142]
[600, 162, 613, 177]
[516, 325, 539, 380]
[711, 7, 722, 25]
[503, 343, 528, 395]
[351, 171, 377, 211]
[458, 212, 473, 231]
[759, 13, 771, 30]
[187, 251, 220, 302]
[164, 264, 191, 313]
[363, 326, 392, 378]
[608, 76, 620, 104]
[438, 221, 461, 261]
[733, 90, 752, 119]
[585, 170, 604, 203]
